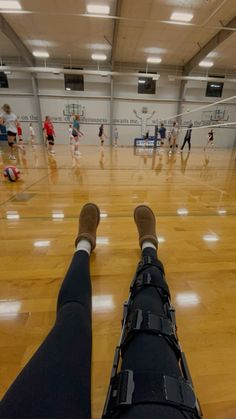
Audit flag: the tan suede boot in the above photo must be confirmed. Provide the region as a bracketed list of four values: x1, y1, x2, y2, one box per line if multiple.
[134, 205, 158, 249]
[75, 203, 100, 251]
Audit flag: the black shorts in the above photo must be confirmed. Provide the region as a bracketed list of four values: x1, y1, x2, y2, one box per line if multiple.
[7, 131, 17, 140]
[72, 129, 78, 138]
[47, 135, 54, 145]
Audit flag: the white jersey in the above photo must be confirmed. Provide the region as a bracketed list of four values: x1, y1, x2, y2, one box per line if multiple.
[69, 127, 73, 138]
[0, 112, 17, 133]
[30, 126, 35, 136]
[171, 127, 178, 138]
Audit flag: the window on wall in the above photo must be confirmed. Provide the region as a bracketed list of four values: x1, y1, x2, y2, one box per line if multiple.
[138, 72, 156, 94]
[0, 72, 9, 88]
[206, 76, 224, 98]
[64, 68, 84, 91]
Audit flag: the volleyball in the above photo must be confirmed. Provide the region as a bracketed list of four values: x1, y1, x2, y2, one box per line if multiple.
[3, 166, 20, 182]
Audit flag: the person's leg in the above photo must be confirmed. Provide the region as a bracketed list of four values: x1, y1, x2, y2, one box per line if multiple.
[181, 137, 187, 150]
[18, 138, 26, 155]
[103, 206, 201, 419]
[0, 203, 100, 419]
[204, 140, 209, 151]
[74, 137, 81, 155]
[7, 133, 17, 160]
[188, 139, 191, 151]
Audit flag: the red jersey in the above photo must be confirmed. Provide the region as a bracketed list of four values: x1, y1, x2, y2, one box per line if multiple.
[17, 126, 22, 136]
[44, 121, 54, 136]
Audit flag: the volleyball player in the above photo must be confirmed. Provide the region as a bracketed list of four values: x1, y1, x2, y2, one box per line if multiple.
[144, 130, 149, 147]
[72, 115, 84, 156]
[159, 122, 166, 145]
[113, 127, 118, 147]
[0, 104, 19, 160]
[43, 116, 56, 154]
[98, 124, 107, 148]
[29, 123, 36, 147]
[16, 120, 26, 154]
[69, 124, 74, 145]
[204, 129, 215, 151]
[181, 123, 193, 152]
[169, 121, 179, 154]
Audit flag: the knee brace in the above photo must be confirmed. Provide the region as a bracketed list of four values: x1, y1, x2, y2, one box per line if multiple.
[102, 255, 202, 418]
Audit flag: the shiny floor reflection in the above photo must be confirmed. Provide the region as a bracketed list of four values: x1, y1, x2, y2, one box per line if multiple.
[0, 144, 236, 418]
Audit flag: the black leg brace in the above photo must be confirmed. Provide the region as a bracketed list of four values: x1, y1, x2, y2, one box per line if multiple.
[102, 249, 203, 419]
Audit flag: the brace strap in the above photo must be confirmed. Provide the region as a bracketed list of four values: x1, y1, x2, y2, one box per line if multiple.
[131, 271, 170, 299]
[105, 369, 200, 417]
[121, 309, 179, 355]
[125, 309, 174, 338]
[137, 255, 165, 275]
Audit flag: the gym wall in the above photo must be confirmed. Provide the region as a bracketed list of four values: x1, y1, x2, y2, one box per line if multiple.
[1, 71, 236, 147]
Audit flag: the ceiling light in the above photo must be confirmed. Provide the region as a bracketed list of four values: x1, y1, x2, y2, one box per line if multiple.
[199, 60, 214, 68]
[170, 12, 193, 22]
[144, 47, 167, 54]
[91, 53, 107, 61]
[0, 1, 21, 10]
[147, 57, 162, 64]
[66, 87, 71, 91]
[87, 4, 110, 14]
[33, 51, 49, 58]
[138, 80, 146, 84]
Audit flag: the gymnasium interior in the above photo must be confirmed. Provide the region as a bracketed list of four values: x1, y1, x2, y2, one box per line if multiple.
[1, 1, 236, 418]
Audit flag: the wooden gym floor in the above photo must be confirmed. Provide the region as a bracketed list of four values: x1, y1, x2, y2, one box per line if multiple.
[0, 144, 236, 418]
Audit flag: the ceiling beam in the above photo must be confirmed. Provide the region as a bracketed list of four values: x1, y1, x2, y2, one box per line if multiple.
[0, 14, 35, 66]
[183, 16, 236, 75]
[0, 65, 160, 79]
[111, 0, 122, 69]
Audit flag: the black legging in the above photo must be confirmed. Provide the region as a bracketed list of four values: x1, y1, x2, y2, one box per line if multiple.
[0, 249, 196, 419]
[181, 136, 191, 151]
[0, 250, 92, 419]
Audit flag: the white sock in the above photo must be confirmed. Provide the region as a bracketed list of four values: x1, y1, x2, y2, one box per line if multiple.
[142, 241, 157, 252]
[76, 239, 91, 255]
